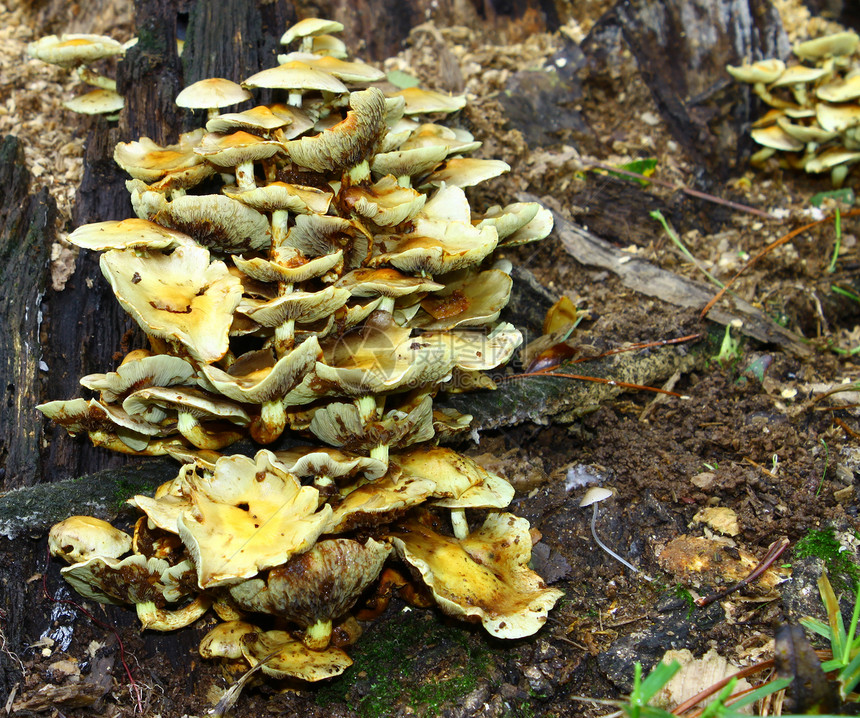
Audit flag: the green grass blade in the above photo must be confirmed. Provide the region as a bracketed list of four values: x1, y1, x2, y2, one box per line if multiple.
[727, 676, 793, 712]
[838, 649, 860, 697]
[800, 616, 834, 639]
[819, 572, 847, 659]
[637, 661, 681, 705]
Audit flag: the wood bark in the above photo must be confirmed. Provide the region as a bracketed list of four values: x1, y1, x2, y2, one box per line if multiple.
[0, 137, 56, 489]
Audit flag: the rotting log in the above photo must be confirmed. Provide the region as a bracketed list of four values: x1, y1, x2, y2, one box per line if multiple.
[0, 136, 56, 490]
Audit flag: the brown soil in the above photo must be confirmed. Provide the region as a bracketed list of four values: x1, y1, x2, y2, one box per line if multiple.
[6, 0, 860, 716]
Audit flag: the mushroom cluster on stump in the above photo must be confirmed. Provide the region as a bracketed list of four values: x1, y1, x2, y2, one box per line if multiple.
[39, 16, 560, 695]
[27, 33, 134, 116]
[728, 31, 860, 185]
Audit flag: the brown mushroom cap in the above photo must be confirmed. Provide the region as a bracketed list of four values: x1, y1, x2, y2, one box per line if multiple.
[61, 554, 193, 606]
[205, 105, 292, 134]
[223, 181, 332, 215]
[280, 18, 345, 45]
[36, 397, 168, 452]
[335, 267, 444, 299]
[242, 63, 348, 95]
[386, 87, 467, 115]
[193, 130, 284, 167]
[273, 446, 387, 482]
[197, 338, 321, 404]
[794, 31, 860, 61]
[113, 130, 208, 182]
[123, 386, 250, 425]
[276, 53, 385, 83]
[283, 88, 387, 173]
[226, 538, 391, 629]
[725, 59, 785, 84]
[81, 354, 196, 405]
[423, 157, 510, 189]
[412, 268, 512, 330]
[340, 175, 427, 225]
[199, 620, 258, 660]
[150, 193, 272, 253]
[307, 394, 435, 451]
[324, 473, 435, 533]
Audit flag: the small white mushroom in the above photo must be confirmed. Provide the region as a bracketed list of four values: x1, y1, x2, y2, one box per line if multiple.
[579, 487, 654, 581]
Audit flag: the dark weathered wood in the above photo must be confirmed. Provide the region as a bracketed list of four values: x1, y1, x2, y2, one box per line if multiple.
[182, 0, 294, 88]
[0, 136, 56, 490]
[39, 127, 141, 484]
[118, 0, 185, 143]
[589, 0, 790, 179]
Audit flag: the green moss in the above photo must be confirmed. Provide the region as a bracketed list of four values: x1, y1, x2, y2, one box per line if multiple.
[316, 612, 495, 718]
[111, 476, 162, 511]
[794, 528, 860, 590]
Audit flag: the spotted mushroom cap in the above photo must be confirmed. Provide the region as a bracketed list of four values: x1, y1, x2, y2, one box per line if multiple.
[177, 450, 332, 588]
[387, 512, 564, 638]
[226, 538, 391, 628]
[100, 243, 243, 363]
[240, 629, 352, 681]
[49, 516, 133, 565]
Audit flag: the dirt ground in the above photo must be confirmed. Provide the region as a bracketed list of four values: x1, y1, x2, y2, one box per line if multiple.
[5, 0, 860, 716]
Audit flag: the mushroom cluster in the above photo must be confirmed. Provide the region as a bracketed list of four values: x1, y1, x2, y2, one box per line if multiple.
[728, 31, 860, 185]
[26, 33, 135, 116]
[41, 17, 560, 688]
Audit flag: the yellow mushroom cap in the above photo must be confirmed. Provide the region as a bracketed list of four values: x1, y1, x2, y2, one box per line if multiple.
[176, 78, 252, 110]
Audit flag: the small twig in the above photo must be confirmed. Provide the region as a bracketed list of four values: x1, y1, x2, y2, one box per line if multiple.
[827, 206, 843, 273]
[693, 537, 789, 608]
[651, 210, 726, 288]
[568, 334, 703, 364]
[700, 209, 860, 320]
[742, 456, 779, 480]
[835, 416, 860, 440]
[506, 369, 687, 398]
[41, 544, 143, 713]
[507, 333, 700, 397]
[671, 659, 775, 715]
[583, 159, 777, 219]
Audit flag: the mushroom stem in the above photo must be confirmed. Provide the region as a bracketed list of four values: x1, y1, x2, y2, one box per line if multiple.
[347, 159, 371, 185]
[176, 411, 243, 450]
[235, 160, 256, 191]
[288, 90, 303, 107]
[356, 395, 379, 424]
[136, 595, 213, 631]
[272, 282, 296, 358]
[450, 508, 469, 540]
[377, 296, 396, 315]
[273, 318, 297, 357]
[271, 209, 290, 246]
[76, 65, 117, 91]
[89, 430, 167, 455]
[303, 618, 333, 651]
[250, 399, 286, 444]
[370, 442, 389, 466]
[589, 504, 654, 582]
